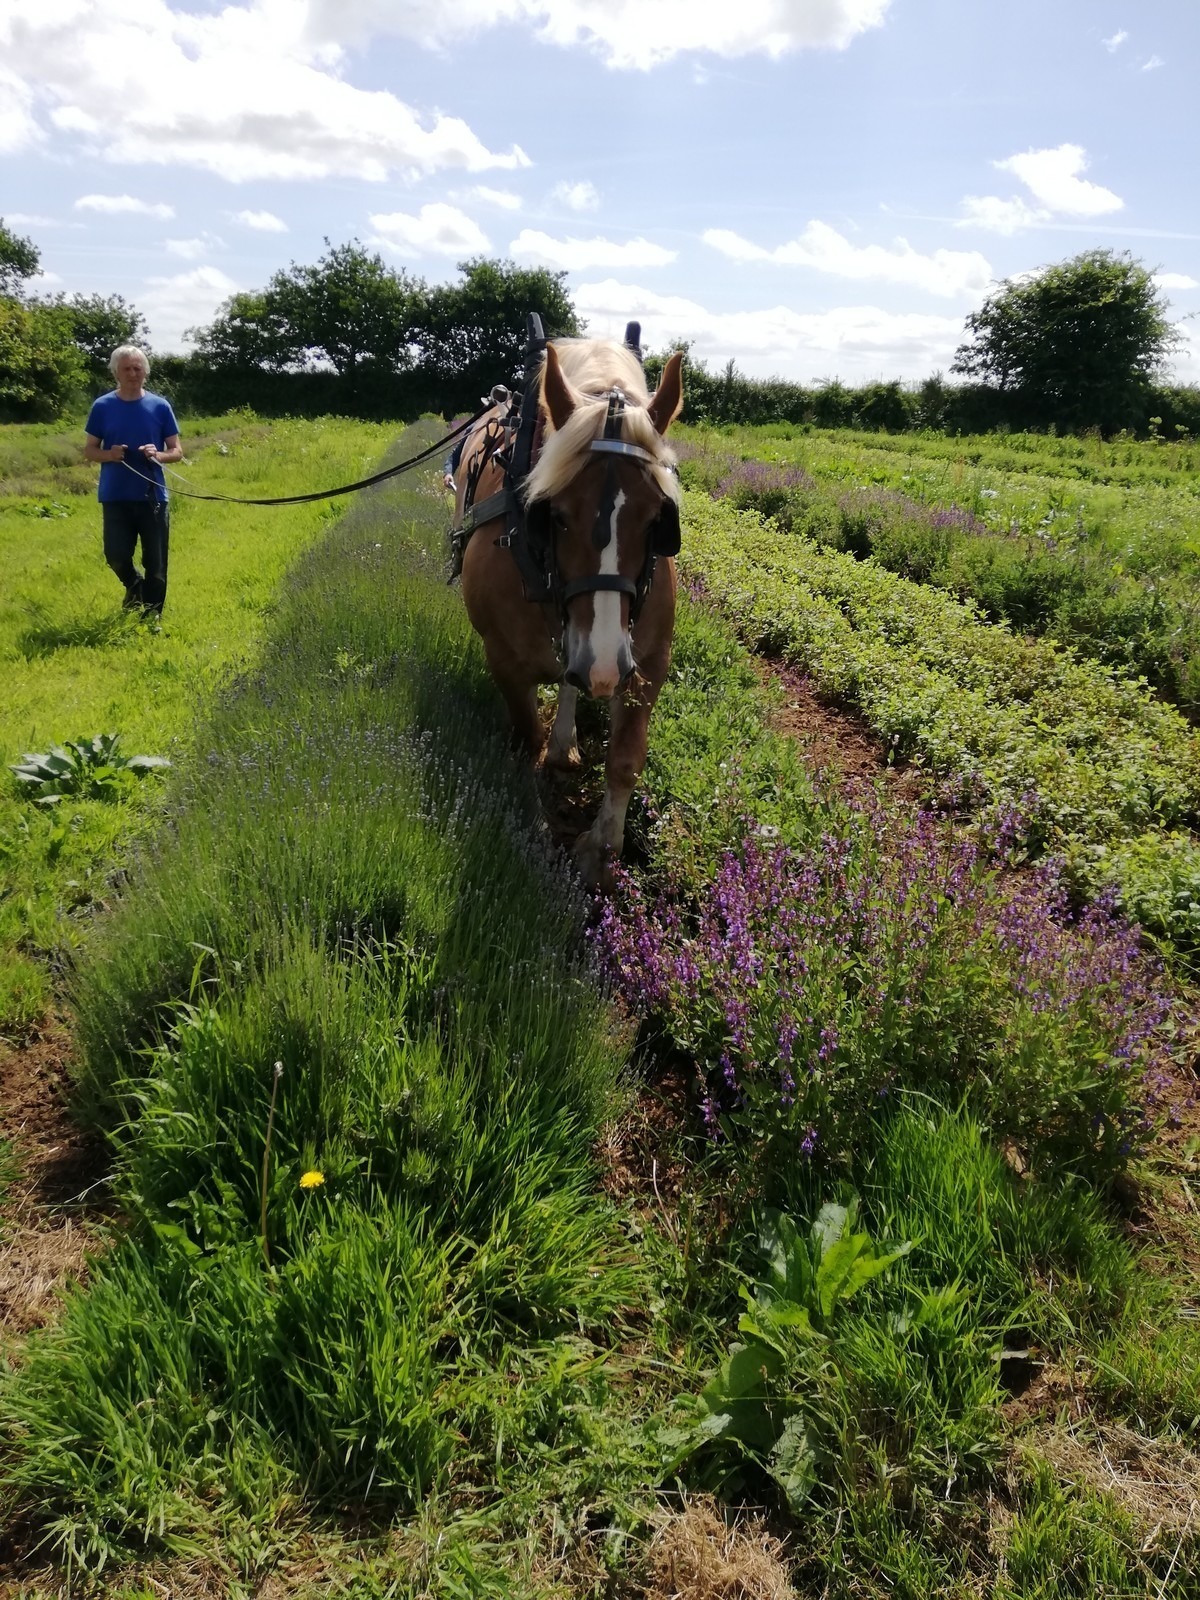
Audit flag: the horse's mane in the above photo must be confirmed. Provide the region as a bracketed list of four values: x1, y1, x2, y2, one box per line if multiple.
[524, 339, 679, 506]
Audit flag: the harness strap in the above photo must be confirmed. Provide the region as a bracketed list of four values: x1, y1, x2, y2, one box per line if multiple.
[454, 486, 516, 536]
[560, 573, 637, 603]
[589, 438, 657, 465]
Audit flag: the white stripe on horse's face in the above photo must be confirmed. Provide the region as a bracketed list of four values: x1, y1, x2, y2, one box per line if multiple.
[589, 487, 626, 695]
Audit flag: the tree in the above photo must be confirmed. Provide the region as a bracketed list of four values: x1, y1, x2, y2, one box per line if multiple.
[952, 249, 1181, 433]
[267, 239, 423, 387]
[189, 240, 423, 400]
[61, 293, 150, 385]
[1, 218, 41, 299]
[189, 289, 299, 373]
[413, 258, 581, 414]
[0, 298, 87, 421]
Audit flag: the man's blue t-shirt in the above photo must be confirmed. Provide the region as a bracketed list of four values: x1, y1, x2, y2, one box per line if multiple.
[85, 391, 179, 504]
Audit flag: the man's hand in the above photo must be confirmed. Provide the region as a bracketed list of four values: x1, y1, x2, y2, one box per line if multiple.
[138, 443, 159, 464]
[108, 444, 127, 462]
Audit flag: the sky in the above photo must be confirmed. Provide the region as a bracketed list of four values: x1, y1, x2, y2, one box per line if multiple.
[3, 0, 1198, 386]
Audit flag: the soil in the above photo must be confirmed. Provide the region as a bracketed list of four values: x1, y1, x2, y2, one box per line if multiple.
[756, 657, 927, 805]
[0, 1015, 110, 1340]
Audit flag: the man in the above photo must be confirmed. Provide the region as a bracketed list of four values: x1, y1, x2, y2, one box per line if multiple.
[83, 346, 182, 616]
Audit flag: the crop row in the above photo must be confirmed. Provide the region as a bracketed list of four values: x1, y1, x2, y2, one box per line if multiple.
[676, 428, 1200, 714]
[677, 491, 1200, 957]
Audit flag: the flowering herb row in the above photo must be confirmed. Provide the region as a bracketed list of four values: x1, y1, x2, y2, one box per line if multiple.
[677, 427, 1200, 714]
[678, 492, 1200, 957]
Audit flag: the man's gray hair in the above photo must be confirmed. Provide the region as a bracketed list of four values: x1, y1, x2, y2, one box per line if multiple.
[109, 345, 151, 377]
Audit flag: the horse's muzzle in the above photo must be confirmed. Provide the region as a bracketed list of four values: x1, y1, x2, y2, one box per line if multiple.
[565, 634, 635, 700]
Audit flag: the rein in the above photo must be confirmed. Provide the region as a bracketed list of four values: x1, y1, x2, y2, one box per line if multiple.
[116, 409, 488, 507]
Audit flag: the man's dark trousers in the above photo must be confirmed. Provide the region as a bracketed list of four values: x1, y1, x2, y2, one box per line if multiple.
[102, 501, 169, 614]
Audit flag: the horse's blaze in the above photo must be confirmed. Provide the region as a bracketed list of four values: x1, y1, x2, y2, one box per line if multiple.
[566, 487, 635, 698]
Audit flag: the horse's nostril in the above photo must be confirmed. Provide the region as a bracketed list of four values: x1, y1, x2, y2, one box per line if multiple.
[565, 668, 588, 692]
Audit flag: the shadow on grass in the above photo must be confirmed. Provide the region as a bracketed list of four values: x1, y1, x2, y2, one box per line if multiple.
[16, 601, 144, 660]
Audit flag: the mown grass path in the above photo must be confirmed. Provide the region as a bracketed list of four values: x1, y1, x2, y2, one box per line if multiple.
[0, 415, 396, 1032]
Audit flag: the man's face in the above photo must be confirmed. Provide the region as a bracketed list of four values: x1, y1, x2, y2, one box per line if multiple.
[116, 356, 147, 389]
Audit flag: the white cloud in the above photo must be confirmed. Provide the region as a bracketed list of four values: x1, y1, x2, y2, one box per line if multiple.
[955, 195, 1049, 234]
[1142, 54, 1164, 71]
[231, 209, 288, 232]
[370, 203, 491, 256]
[164, 234, 225, 260]
[574, 277, 964, 382]
[1102, 29, 1128, 51]
[304, 0, 893, 69]
[0, 64, 40, 153]
[995, 144, 1122, 217]
[702, 220, 991, 296]
[139, 265, 240, 352]
[456, 185, 522, 211]
[511, 229, 676, 269]
[1156, 273, 1199, 291]
[165, 238, 207, 260]
[76, 193, 175, 219]
[0, 5, 529, 183]
[26, 270, 64, 291]
[551, 180, 600, 213]
[1173, 322, 1200, 384]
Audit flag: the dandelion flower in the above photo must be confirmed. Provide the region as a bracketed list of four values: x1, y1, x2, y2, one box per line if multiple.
[299, 1169, 325, 1190]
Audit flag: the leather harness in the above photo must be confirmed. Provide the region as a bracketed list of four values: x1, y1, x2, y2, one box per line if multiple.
[448, 327, 680, 627]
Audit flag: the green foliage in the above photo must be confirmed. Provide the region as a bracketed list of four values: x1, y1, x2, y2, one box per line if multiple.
[0, 413, 397, 1032]
[682, 418, 1200, 712]
[192, 238, 421, 388]
[188, 247, 580, 417]
[680, 491, 1200, 957]
[0, 297, 87, 421]
[10, 734, 170, 806]
[0, 216, 40, 297]
[0, 425, 654, 1571]
[663, 1194, 997, 1519]
[953, 249, 1180, 433]
[50, 292, 151, 390]
[413, 256, 580, 416]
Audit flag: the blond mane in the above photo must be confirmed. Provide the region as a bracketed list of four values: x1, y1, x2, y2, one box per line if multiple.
[524, 338, 679, 506]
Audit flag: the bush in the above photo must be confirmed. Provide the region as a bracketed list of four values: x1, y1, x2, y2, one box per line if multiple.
[596, 813, 1170, 1183]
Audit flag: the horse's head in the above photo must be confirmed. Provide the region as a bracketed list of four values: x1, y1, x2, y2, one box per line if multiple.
[526, 343, 684, 700]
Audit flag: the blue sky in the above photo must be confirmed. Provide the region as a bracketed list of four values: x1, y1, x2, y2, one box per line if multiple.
[3, 0, 1197, 384]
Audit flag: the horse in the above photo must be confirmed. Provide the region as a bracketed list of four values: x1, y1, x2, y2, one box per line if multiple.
[455, 337, 684, 885]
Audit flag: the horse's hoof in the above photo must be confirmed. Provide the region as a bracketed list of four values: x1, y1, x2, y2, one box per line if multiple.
[572, 831, 614, 890]
[544, 742, 582, 774]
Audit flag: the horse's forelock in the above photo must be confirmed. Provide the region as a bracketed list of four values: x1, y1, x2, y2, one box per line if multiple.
[525, 339, 678, 506]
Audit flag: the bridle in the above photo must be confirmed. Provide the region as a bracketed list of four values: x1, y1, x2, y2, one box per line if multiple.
[449, 367, 682, 638]
[547, 386, 681, 625]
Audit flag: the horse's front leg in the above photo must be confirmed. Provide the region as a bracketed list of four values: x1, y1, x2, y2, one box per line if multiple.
[544, 682, 581, 770]
[573, 680, 652, 888]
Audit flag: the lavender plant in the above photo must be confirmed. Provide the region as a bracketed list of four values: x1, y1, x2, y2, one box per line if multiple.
[595, 805, 1171, 1181]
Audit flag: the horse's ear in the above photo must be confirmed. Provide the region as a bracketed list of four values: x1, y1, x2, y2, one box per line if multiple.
[540, 343, 575, 432]
[647, 350, 684, 436]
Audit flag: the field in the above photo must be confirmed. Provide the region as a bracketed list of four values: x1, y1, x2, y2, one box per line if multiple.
[2, 416, 1199, 1599]
[677, 424, 1200, 715]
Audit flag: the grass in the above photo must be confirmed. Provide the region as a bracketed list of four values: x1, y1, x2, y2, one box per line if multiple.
[0, 413, 396, 1036]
